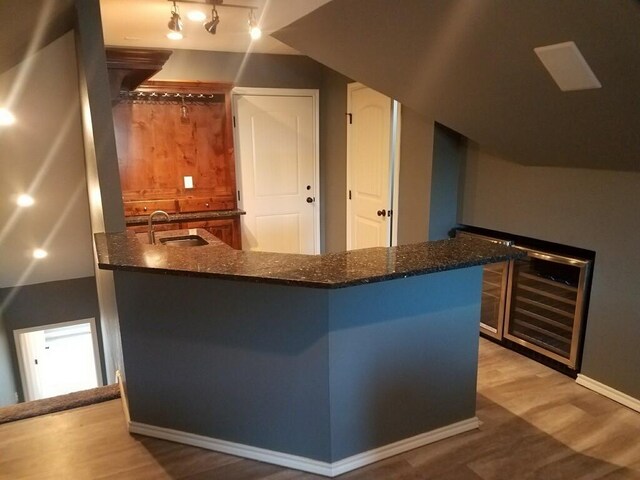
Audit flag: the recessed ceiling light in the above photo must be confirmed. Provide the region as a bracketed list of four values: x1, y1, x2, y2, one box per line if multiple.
[33, 248, 48, 259]
[167, 31, 183, 40]
[187, 10, 207, 22]
[534, 41, 601, 92]
[16, 194, 34, 207]
[0, 107, 16, 126]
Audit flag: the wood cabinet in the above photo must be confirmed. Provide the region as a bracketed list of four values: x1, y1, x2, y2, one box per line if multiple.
[114, 81, 241, 248]
[183, 219, 241, 250]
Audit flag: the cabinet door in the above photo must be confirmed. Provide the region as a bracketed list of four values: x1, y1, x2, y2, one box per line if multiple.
[185, 219, 241, 250]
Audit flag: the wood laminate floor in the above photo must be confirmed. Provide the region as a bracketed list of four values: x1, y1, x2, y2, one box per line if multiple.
[1, 339, 639, 479]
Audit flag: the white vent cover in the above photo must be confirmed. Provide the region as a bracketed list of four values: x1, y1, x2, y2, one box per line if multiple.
[534, 41, 602, 91]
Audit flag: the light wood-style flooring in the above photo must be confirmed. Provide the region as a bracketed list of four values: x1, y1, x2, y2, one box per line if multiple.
[1, 339, 639, 479]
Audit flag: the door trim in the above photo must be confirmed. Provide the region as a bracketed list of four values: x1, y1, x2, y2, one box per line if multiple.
[13, 317, 104, 401]
[346, 83, 401, 249]
[231, 87, 321, 254]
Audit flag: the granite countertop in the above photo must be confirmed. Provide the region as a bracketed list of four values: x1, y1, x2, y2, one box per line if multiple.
[125, 209, 245, 226]
[95, 229, 525, 289]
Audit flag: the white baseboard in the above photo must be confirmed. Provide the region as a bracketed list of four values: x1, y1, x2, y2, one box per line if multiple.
[329, 417, 480, 476]
[576, 374, 640, 413]
[129, 416, 480, 477]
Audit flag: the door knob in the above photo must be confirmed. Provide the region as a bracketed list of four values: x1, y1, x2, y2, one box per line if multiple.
[377, 209, 387, 217]
[306, 197, 315, 203]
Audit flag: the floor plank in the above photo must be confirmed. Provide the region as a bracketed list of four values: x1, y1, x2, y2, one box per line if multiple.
[1, 338, 638, 479]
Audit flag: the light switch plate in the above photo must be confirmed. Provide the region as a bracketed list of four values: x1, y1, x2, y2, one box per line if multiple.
[184, 176, 194, 189]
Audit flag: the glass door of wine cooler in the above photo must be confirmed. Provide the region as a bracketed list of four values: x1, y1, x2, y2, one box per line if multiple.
[480, 261, 510, 339]
[504, 248, 591, 368]
[456, 231, 511, 340]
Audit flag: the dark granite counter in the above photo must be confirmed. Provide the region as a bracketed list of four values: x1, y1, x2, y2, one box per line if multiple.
[124, 209, 245, 226]
[95, 229, 524, 289]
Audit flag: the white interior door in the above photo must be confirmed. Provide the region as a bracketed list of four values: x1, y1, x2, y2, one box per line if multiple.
[233, 89, 319, 254]
[347, 83, 398, 250]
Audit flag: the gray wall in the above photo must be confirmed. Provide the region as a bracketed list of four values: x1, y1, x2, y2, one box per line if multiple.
[460, 144, 640, 399]
[0, 313, 17, 406]
[115, 266, 482, 463]
[0, 277, 103, 404]
[153, 49, 323, 89]
[320, 66, 350, 252]
[397, 108, 434, 245]
[75, 0, 126, 384]
[0, 32, 96, 288]
[428, 124, 465, 241]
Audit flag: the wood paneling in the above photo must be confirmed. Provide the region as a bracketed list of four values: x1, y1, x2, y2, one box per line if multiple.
[123, 199, 178, 216]
[114, 81, 241, 244]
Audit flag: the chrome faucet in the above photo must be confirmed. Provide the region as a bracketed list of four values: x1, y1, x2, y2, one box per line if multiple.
[148, 210, 170, 245]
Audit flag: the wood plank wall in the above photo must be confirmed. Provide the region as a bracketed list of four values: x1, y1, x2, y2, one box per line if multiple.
[112, 81, 241, 248]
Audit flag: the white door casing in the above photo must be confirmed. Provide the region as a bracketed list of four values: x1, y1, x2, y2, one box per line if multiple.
[233, 88, 320, 254]
[347, 83, 401, 250]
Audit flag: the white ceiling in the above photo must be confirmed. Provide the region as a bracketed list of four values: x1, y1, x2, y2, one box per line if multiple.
[100, 0, 332, 55]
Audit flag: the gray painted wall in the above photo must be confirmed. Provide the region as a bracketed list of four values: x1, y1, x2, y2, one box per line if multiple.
[75, 0, 126, 384]
[114, 266, 482, 463]
[397, 108, 434, 245]
[0, 277, 103, 404]
[460, 144, 640, 399]
[428, 124, 465, 241]
[153, 49, 323, 89]
[327, 268, 482, 460]
[320, 67, 350, 252]
[0, 32, 96, 288]
[0, 312, 17, 406]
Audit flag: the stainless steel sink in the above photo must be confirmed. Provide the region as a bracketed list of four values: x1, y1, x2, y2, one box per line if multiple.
[159, 235, 209, 247]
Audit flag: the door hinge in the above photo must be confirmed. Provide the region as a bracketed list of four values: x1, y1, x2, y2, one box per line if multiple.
[346, 113, 352, 125]
[237, 190, 241, 202]
[348, 190, 352, 200]
[233, 116, 236, 128]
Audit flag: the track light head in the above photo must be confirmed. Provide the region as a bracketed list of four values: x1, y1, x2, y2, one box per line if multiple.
[167, 1, 183, 33]
[204, 6, 220, 35]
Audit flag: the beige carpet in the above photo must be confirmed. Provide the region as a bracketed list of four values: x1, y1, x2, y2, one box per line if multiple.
[0, 384, 120, 424]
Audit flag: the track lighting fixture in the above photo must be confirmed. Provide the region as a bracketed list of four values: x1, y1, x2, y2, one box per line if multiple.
[204, 5, 220, 35]
[165, 1, 261, 40]
[167, 1, 184, 40]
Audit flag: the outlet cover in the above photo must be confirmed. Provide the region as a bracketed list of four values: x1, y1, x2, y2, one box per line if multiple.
[184, 176, 194, 189]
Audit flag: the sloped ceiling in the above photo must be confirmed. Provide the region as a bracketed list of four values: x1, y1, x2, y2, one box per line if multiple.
[274, 0, 640, 171]
[0, 0, 75, 74]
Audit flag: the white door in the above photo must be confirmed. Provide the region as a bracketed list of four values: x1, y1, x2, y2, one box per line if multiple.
[233, 89, 319, 254]
[347, 83, 400, 250]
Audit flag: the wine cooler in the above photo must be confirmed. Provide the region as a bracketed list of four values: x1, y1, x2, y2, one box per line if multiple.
[504, 248, 591, 369]
[456, 229, 593, 373]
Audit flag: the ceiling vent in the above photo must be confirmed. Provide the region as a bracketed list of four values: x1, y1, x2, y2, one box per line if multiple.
[534, 41, 601, 92]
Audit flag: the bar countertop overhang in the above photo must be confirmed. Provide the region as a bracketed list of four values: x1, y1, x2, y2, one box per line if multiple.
[94, 229, 525, 288]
